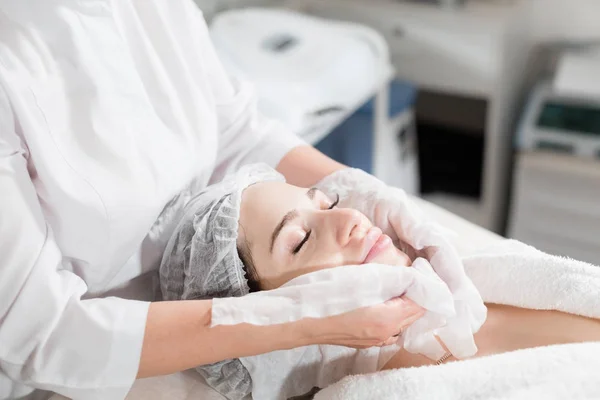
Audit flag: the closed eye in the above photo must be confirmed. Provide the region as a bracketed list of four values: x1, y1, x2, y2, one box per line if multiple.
[292, 193, 338, 255]
[328, 194, 340, 210]
[292, 230, 311, 254]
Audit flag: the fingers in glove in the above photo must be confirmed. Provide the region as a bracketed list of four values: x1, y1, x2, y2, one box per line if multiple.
[384, 296, 425, 334]
[379, 309, 424, 347]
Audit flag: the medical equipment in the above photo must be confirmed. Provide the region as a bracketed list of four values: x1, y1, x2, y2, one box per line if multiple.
[294, 0, 530, 233]
[508, 80, 600, 266]
[381, 92, 420, 194]
[209, 7, 393, 146]
[554, 47, 600, 100]
[316, 80, 420, 194]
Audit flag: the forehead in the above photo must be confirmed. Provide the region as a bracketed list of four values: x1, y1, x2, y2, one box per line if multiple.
[237, 181, 310, 245]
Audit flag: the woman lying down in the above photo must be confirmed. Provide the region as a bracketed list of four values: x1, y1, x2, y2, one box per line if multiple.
[160, 164, 600, 400]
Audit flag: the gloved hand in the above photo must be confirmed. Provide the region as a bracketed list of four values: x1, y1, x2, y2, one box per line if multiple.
[316, 168, 487, 359]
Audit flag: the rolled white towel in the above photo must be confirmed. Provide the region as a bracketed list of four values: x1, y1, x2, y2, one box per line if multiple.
[315, 342, 600, 400]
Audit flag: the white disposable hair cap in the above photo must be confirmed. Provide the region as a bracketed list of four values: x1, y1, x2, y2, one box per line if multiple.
[159, 163, 284, 400]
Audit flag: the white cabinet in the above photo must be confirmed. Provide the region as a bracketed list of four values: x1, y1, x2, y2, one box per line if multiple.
[508, 152, 600, 265]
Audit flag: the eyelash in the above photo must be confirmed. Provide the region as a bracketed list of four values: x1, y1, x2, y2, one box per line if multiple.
[329, 194, 340, 210]
[292, 194, 339, 254]
[292, 230, 311, 254]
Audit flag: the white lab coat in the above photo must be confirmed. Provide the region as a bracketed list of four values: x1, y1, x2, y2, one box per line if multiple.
[0, 1, 303, 399]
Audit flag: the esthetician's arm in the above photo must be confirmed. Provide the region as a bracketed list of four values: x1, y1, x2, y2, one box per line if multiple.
[276, 145, 346, 188]
[138, 300, 305, 377]
[138, 297, 423, 378]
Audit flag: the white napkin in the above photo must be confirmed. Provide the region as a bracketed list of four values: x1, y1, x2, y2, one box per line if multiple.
[212, 259, 476, 399]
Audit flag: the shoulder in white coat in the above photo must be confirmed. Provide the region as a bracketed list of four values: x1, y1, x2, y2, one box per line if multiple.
[0, 0, 302, 398]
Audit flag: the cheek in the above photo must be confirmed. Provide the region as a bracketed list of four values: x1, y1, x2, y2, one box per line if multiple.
[266, 241, 347, 288]
[305, 236, 363, 270]
[303, 248, 344, 270]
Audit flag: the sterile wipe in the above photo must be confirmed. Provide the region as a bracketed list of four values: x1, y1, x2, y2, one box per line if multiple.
[212, 259, 479, 399]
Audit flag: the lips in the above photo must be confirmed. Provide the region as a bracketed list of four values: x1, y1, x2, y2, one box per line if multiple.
[361, 227, 393, 264]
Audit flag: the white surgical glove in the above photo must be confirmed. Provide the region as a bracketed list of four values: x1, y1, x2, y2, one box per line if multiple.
[316, 168, 487, 359]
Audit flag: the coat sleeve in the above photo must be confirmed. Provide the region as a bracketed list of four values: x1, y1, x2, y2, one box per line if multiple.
[0, 86, 149, 399]
[181, 1, 307, 183]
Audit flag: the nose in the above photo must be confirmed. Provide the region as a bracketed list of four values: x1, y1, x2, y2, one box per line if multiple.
[325, 208, 366, 246]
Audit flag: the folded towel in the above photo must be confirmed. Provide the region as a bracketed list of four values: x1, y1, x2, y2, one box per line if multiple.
[315, 240, 600, 400]
[315, 342, 600, 400]
[464, 240, 600, 319]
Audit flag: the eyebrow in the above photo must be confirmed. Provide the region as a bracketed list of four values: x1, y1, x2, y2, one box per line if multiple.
[269, 188, 318, 253]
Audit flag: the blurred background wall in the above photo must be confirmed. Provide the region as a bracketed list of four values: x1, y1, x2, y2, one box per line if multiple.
[197, 0, 600, 264]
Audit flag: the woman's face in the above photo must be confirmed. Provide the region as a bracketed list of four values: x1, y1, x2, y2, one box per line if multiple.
[238, 181, 411, 290]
